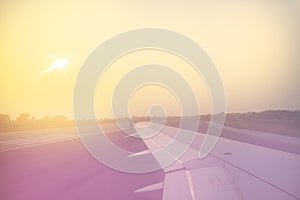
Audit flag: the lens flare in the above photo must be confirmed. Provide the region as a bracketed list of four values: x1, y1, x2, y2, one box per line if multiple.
[33, 56, 70, 77]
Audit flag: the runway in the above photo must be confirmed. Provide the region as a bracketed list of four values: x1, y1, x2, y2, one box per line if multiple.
[0, 122, 299, 200]
[0, 125, 164, 200]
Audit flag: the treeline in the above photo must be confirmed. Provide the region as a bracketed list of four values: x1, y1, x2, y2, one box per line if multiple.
[0, 114, 73, 132]
[223, 110, 300, 137]
[225, 110, 300, 121]
[163, 110, 300, 137]
[0, 110, 299, 135]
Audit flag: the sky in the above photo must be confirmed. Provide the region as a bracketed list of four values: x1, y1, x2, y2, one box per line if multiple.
[0, 0, 299, 119]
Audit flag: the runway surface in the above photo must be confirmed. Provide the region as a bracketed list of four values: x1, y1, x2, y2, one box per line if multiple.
[0, 125, 163, 200]
[0, 123, 299, 200]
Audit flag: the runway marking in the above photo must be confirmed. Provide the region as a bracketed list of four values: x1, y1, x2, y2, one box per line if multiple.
[0, 136, 79, 152]
[0, 134, 72, 144]
[0, 132, 79, 153]
[0, 127, 121, 153]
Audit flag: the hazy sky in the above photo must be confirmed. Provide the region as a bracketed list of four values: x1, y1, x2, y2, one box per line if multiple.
[1, 0, 299, 119]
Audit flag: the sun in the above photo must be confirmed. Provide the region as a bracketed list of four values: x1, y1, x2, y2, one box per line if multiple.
[50, 58, 70, 70]
[33, 55, 70, 77]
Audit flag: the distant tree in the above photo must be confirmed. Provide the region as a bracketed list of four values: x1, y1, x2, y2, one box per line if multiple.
[52, 115, 67, 121]
[42, 116, 51, 121]
[0, 114, 11, 123]
[16, 113, 31, 121]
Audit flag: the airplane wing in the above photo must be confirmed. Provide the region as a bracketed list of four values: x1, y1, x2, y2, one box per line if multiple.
[131, 123, 300, 200]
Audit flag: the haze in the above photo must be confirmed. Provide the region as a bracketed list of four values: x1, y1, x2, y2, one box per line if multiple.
[0, 0, 299, 119]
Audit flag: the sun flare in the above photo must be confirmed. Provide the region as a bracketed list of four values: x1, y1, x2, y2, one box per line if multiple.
[33, 56, 70, 77]
[50, 58, 70, 70]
